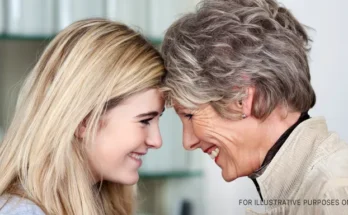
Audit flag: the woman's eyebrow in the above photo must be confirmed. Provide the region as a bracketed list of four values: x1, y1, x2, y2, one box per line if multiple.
[135, 111, 159, 118]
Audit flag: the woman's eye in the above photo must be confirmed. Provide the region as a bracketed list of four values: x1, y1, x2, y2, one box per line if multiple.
[140, 118, 153, 125]
[184, 114, 193, 120]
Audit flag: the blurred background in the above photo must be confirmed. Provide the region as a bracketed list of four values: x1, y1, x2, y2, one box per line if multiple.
[0, 0, 347, 215]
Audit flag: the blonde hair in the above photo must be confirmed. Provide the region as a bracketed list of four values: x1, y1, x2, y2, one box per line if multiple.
[0, 18, 165, 215]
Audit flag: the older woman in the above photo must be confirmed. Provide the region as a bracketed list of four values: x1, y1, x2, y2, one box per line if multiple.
[161, 0, 348, 214]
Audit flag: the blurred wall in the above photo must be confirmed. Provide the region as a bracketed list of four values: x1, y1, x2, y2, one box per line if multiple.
[0, 40, 47, 129]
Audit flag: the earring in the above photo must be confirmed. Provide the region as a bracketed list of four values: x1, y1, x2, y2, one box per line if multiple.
[241, 113, 247, 119]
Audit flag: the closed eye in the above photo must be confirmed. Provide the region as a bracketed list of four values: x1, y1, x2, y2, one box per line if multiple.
[184, 114, 193, 120]
[140, 118, 153, 125]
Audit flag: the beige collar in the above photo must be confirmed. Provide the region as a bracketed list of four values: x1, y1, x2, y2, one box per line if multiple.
[255, 117, 328, 209]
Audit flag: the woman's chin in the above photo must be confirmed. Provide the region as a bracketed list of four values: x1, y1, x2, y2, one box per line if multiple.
[106, 172, 140, 185]
[221, 168, 237, 182]
[121, 174, 139, 185]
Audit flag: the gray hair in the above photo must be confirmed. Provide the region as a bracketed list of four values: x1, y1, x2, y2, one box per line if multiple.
[161, 0, 316, 119]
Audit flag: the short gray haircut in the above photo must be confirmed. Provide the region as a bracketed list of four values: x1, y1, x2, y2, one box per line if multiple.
[161, 0, 316, 119]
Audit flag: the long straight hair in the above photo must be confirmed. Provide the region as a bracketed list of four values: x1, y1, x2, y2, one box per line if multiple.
[0, 18, 165, 215]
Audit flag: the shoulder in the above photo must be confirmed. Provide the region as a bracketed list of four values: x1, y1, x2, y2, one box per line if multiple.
[0, 195, 45, 215]
[295, 118, 348, 192]
[298, 117, 348, 171]
[315, 132, 348, 176]
[307, 133, 348, 193]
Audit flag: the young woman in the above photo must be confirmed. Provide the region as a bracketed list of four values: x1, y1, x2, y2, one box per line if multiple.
[0, 18, 165, 215]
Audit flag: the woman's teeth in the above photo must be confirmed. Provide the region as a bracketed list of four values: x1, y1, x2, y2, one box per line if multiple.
[210, 148, 220, 160]
[129, 153, 142, 160]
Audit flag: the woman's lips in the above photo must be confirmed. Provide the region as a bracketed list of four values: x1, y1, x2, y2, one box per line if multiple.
[215, 154, 219, 163]
[203, 146, 217, 154]
[128, 152, 147, 167]
[203, 146, 220, 161]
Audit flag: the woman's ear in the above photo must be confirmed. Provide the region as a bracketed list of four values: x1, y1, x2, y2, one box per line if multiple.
[75, 119, 87, 139]
[75, 118, 107, 139]
[240, 87, 255, 117]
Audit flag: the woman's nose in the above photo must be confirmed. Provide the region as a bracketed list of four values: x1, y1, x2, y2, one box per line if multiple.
[146, 125, 163, 149]
[182, 126, 200, 150]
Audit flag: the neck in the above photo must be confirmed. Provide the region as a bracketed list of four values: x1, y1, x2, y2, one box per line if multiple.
[257, 107, 301, 167]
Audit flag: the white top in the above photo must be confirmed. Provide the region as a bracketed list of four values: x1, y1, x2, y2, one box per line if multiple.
[0, 195, 45, 215]
[246, 117, 348, 215]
